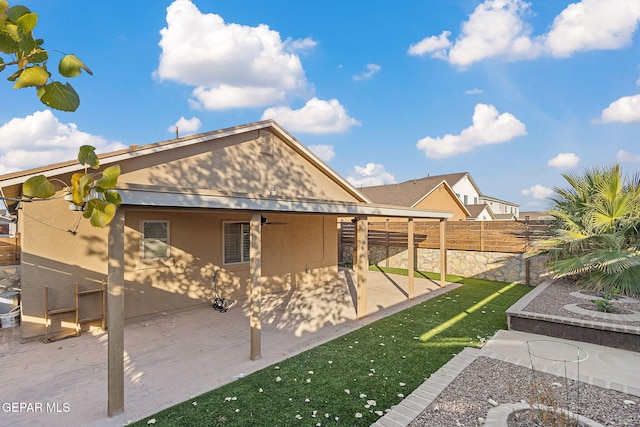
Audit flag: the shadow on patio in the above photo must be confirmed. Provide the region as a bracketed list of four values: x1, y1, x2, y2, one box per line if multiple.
[0, 269, 456, 426]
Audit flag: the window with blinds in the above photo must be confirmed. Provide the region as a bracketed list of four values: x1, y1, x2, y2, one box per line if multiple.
[223, 222, 250, 264]
[142, 220, 170, 259]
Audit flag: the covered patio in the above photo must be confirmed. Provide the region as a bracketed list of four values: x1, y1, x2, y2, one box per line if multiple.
[103, 186, 452, 416]
[0, 269, 457, 426]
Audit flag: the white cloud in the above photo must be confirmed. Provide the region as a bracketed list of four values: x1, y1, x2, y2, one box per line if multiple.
[0, 110, 126, 175]
[465, 88, 484, 95]
[598, 94, 640, 123]
[544, 0, 640, 57]
[548, 152, 580, 169]
[416, 103, 526, 158]
[346, 163, 395, 188]
[407, 31, 451, 57]
[353, 64, 381, 81]
[261, 98, 360, 134]
[616, 150, 640, 163]
[409, 0, 640, 67]
[521, 184, 553, 200]
[309, 144, 335, 162]
[156, 0, 312, 110]
[168, 116, 202, 136]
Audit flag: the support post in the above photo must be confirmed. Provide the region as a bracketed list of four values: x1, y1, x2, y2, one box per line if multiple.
[249, 213, 262, 361]
[439, 219, 447, 288]
[107, 208, 125, 417]
[407, 218, 414, 299]
[355, 216, 368, 318]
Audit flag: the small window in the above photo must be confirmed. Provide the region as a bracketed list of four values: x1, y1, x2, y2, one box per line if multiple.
[224, 222, 250, 264]
[142, 221, 170, 259]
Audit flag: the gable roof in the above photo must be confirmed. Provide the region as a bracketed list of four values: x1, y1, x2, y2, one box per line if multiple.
[361, 176, 453, 206]
[464, 204, 495, 219]
[0, 120, 370, 208]
[0, 121, 454, 221]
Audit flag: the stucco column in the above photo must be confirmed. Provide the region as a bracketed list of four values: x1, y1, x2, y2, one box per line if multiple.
[355, 216, 368, 318]
[249, 213, 262, 360]
[439, 219, 447, 287]
[407, 218, 414, 299]
[107, 208, 125, 417]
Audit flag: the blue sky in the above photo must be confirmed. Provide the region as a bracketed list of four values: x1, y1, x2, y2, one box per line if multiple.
[2, 0, 640, 210]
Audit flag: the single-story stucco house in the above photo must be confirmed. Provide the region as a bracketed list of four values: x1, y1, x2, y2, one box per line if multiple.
[0, 120, 452, 416]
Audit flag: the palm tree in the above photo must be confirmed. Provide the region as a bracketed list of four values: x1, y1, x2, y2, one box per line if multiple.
[533, 164, 640, 296]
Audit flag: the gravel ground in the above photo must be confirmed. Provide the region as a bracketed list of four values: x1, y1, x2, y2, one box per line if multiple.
[522, 280, 640, 326]
[409, 356, 640, 427]
[408, 281, 640, 426]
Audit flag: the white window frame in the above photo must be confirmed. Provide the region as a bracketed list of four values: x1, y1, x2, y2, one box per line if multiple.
[223, 221, 250, 265]
[141, 220, 170, 260]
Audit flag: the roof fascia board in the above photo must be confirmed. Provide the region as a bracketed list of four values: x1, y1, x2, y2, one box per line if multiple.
[118, 187, 452, 219]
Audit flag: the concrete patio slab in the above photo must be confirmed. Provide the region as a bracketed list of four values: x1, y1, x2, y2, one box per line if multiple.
[0, 269, 456, 426]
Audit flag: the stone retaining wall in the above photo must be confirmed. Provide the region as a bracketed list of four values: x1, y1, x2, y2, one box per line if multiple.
[342, 245, 549, 285]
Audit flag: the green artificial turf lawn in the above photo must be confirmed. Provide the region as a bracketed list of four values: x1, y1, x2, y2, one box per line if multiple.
[133, 270, 531, 426]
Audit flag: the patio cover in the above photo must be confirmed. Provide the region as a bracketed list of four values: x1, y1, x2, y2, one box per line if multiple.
[106, 185, 452, 416]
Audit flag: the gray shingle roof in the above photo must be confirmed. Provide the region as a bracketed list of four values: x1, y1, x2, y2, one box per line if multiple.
[359, 173, 469, 207]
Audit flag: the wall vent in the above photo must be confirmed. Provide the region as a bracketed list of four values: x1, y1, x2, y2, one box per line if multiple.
[259, 131, 273, 155]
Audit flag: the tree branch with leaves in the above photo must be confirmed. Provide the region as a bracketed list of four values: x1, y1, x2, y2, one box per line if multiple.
[1, 1, 121, 227]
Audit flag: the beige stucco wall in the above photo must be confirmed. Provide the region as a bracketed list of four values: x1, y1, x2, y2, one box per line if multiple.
[414, 186, 467, 221]
[18, 129, 347, 341]
[19, 198, 338, 340]
[119, 130, 359, 202]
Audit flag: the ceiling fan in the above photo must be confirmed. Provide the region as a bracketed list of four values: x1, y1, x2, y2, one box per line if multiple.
[261, 215, 288, 226]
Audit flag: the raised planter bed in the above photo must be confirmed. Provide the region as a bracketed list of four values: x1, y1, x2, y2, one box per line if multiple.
[506, 280, 640, 352]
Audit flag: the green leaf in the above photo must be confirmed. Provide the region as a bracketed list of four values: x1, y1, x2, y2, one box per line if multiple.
[15, 11, 37, 32]
[0, 1, 8, 17]
[6, 67, 20, 81]
[13, 65, 48, 88]
[37, 81, 80, 112]
[0, 27, 19, 53]
[70, 173, 83, 204]
[59, 54, 92, 77]
[6, 5, 30, 22]
[96, 165, 120, 190]
[23, 175, 55, 199]
[78, 145, 100, 169]
[84, 199, 117, 228]
[27, 49, 47, 64]
[0, 57, 4, 73]
[71, 172, 92, 205]
[104, 190, 122, 207]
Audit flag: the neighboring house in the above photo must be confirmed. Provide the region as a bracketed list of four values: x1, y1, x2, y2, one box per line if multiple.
[359, 176, 470, 221]
[465, 204, 495, 221]
[480, 194, 519, 217]
[430, 172, 519, 220]
[519, 211, 554, 221]
[0, 209, 17, 237]
[361, 172, 519, 221]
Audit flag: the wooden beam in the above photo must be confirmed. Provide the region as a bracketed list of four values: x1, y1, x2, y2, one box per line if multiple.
[249, 213, 262, 361]
[355, 216, 368, 318]
[407, 218, 414, 299]
[439, 219, 447, 288]
[107, 208, 125, 417]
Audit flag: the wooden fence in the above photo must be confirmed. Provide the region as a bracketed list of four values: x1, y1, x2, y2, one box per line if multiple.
[0, 234, 20, 266]
[339, 220, 552, 254]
